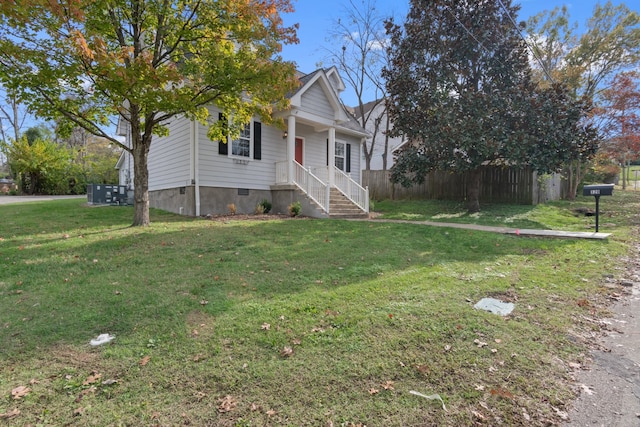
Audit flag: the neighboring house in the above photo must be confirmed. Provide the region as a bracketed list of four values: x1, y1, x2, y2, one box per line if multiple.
[115, 67, 370, 218]
[353, 99, 406, 171]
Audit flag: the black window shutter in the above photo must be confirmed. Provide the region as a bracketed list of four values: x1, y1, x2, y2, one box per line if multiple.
[218, 112, 228, 155]
[253, 122, 261, 160]
[346, 143, 351, 173]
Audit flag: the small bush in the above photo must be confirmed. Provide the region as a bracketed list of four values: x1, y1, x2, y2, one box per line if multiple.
[227, 203, 236, 215]
[585, 153, 620, 184]
[255, 203, 265, 215]
[259, 199, 272, 214]
[288, 201, 301, 217]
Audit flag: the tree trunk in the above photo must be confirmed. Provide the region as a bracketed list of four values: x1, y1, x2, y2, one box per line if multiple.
[382, 113, 390, 171]
[131, 136, 150, 227]
[466, 168, 481, 212]
[565, 159, 583, 201]
[364, 142, 372, 171]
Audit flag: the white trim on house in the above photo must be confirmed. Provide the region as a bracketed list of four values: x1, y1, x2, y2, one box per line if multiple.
[116, 67, 369, 217]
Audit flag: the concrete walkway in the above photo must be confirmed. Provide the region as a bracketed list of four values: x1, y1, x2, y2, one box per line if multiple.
[363, 218, 611, 240]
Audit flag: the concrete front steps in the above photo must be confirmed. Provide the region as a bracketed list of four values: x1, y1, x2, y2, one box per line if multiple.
[328, 188, 368, 219]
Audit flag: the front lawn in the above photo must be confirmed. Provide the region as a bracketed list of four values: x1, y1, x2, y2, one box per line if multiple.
[0, 194, 638, 426]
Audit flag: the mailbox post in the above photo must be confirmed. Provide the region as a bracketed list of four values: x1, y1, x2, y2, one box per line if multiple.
[582, 184, 614, 232]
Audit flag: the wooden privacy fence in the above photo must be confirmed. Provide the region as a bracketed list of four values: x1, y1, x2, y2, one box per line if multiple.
[362, 167, 564, 205]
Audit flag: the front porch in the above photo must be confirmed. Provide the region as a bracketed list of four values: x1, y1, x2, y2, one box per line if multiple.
[274, 161, 369, 218]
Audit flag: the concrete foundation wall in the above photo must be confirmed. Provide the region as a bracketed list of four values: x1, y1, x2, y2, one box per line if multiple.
[150, 185, 328, 218]
[149, 186, 196, 216]
[198, 187, 272, 216]
[271, 185, 327, 218]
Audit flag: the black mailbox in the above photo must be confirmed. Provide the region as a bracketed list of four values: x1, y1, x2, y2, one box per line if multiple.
[582, 184, 614, 232]
[583, 184, 614, 197]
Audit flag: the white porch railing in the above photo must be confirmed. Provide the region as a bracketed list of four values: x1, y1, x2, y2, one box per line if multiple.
[333, 166, 369, 212]
[293, 162, 329, 212]
[274, 161, 369, 214]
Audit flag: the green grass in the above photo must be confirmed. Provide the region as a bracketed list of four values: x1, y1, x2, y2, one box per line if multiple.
[374, 190, 640, 233]
[624, 165, 640, 182]
[0, 194, 639, 426]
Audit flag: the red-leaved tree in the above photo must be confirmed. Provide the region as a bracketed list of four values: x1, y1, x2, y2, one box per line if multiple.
[597, 71, 640, 189]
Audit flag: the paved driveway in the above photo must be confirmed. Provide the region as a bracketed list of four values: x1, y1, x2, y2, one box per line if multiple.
[0, 195, 86, 205]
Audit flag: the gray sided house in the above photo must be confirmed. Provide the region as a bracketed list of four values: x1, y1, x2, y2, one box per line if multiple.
[353, 98, 407, 172]
[115, 67, 370, 218]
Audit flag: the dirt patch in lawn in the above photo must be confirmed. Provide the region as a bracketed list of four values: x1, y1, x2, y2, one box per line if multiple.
[186, 310, 216, 339]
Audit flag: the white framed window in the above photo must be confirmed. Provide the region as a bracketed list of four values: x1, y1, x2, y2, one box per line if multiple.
[335, 141, 345, 171]
[231, 122, 251, 158]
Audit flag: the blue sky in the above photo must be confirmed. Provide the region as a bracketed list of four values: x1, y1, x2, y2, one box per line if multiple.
[281, 0, 639, 106]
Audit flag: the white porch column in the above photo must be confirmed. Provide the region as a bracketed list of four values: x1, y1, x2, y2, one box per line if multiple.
[287, 115, 296, 183]
[328, 127, 336, 187]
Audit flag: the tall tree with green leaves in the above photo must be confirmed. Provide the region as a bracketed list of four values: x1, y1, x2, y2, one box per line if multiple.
[0, 0, 298, 225]
[527, 2, 640, 197]
[383, 0, 596, 211]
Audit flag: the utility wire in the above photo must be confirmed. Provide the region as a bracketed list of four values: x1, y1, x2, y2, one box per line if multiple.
[443, 5, 512, 72]
[496, 0, 556, 84]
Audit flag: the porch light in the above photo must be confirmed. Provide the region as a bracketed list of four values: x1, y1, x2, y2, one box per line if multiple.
[282, 131, 288, 139]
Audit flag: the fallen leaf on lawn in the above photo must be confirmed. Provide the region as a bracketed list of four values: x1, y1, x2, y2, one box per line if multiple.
[577, 299, 590, 307]
[552, 406, 569, 420]
[415, 364, 430, 374]
[568, 362, 581, 370]
[11, 386, 30, 399]
[494, 338, 502, 344]
[76, 386, 97, 402]
[279, 315, 285, 320]
[473, 339, 488, 348]
[292, 338, 302, 345]
[368, 388, 379, 395]
[140, 355, 151, 366]
[102, 379, 118, 386]
[73, 407, 85, 416]
[250, 403, 260, 411]
[280, 346, 294, 357]
[266, 409, 277, 417]
[217, 395, 237, 413]
[522, 408, 531, 421]
[472, 410, 486, 420]
[312, 326, 325, 333]
[490, 387, 514, 400]
[474, 384, 485, 391]
[444, 344, 451, 351]
[200, 300, 208, 305]
[0, 408, 20, 419]
[381, 381, 395, 390]
[29, 378, 39, 385]
[261, 323, 271, 330]
[83, 373, 102, 385]
[491, 348, 498, 353]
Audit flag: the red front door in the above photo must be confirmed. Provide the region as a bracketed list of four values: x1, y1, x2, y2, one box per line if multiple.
[295, 138, 303, 165]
